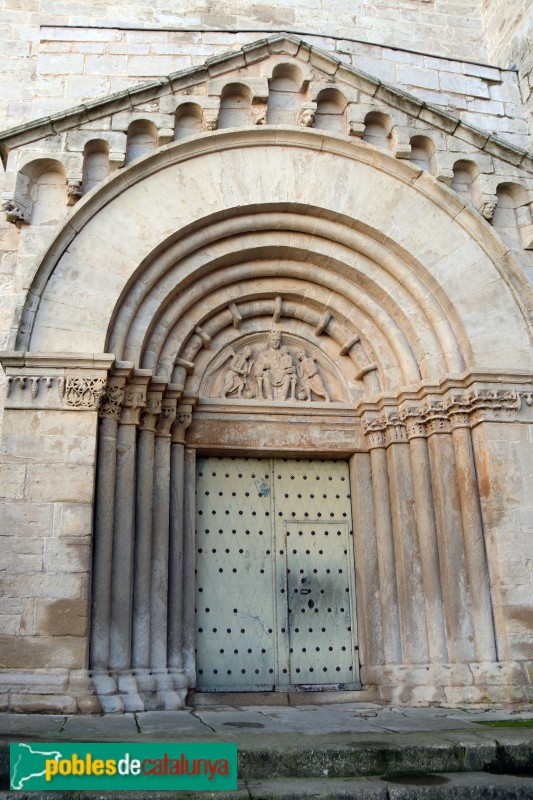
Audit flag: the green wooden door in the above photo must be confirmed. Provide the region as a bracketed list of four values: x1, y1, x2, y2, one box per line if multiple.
[195, 456, 359, 691]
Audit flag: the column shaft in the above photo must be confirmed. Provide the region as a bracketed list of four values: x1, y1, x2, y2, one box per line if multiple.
[387, 441, 429, 664]
[90, 417, 118, 668]
[168, 443, 185, 670]
[132, 428, 155, 667]
[369, 446, 402, 663]
[150, 435, 172, 668]
[428, 433, 475, 662]
[109, 423, 137, 669]
[182, 448, 197, 683]
[453, 426, 496, 662]
[349, 452, 383, 666]
[409, 436, 447, 662]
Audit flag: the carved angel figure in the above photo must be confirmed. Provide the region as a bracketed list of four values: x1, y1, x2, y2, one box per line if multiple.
[221, 346, 253, 398]
[296, 349, 330, 402]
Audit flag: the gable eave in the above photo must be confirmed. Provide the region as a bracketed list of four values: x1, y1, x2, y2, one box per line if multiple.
[0, 32, 531, 174]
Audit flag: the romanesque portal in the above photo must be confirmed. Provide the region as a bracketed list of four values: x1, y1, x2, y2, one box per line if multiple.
[1, 107, 532, 710]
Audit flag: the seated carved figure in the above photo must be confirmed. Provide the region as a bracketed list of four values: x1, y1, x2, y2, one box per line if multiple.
[255, 332, 296, 400]
[296, 349, 330, 402]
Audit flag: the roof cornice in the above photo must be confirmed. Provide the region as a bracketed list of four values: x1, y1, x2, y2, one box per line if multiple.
[0, 33, 531, 172]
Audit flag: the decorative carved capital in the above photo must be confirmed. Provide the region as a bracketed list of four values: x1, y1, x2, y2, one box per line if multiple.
[400, 407, 426, 440]
[422, 401, 451, 435]
[99, 383, 126, 420]
[362, 415, 388, 449]
[120, 382, 148, 426]
[171, 404, 194, 444]
[383, 412, 407, 444]
[139, 392, 163, 433]
[157, 400, 177, 438]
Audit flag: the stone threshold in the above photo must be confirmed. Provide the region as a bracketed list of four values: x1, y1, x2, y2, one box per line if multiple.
[190, 690, 377, 706]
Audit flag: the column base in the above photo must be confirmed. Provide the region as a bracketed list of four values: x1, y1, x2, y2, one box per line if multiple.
[361, 661, 533, 706]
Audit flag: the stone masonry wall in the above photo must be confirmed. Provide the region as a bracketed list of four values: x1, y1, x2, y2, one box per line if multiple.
[480, 1, 533, 132]
[2, 0, 530, 150]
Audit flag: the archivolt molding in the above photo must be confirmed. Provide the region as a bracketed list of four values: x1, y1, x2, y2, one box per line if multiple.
[105, 208, 469, 390]
[10, 129, 533, 371]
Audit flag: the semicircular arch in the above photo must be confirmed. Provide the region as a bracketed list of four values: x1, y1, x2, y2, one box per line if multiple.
[13, 128, 533, 377]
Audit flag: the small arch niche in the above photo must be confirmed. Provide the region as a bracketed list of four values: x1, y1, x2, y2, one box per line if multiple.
[314, 89, 347, 134]
[363, 111, 392, 150]
[125, 120, 158, 166]
[218, 83, 252, 128]
[15, 159, 67, 226]
[266, 64, 303, 125]
[451, 160, 480, 205]
[174, 103, 203, 140]
[493, 182, 532, 250]
[82, 139, 110, 194]
[409, 135, 436, 173]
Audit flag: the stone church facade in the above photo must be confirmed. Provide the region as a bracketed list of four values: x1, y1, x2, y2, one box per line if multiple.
[0, 2, 532, 713]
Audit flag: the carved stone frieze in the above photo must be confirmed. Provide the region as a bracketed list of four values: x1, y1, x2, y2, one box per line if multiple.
[64, 376, 106, 409]
[6, 375, 65, 401]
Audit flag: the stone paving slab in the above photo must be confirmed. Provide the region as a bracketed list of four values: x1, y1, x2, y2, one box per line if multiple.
[194, 707, 383, 735]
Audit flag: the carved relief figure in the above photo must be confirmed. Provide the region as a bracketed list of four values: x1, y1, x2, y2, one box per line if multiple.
[254, 332, 297, 400]
[214, 334, 333, 402]
[222, 346, 253, 398]
[296, 349, 330, 402]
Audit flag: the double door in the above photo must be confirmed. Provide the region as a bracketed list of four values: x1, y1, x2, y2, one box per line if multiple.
[195, 456, 359, 691]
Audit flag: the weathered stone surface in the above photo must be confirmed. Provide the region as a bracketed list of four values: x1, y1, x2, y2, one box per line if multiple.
[0, 635, 87, 669]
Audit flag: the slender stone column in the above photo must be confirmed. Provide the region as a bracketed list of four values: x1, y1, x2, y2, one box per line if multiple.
[168, 402, 194, 678]
[426, 405, 476, 663]
[168, 442, 184, 670]
[349, 452, 383, 667]
[451, 417, 496, 662]
[90, 377, 126, 668]
[404, 413, 447, 663]
[132, 386, 163, 668]
[365, 420, 402, 664]
[182, 445, 197, 684]
[109, 374, 150, 670]
[149, 395, 177, 669]
[386, 417, 429, 664]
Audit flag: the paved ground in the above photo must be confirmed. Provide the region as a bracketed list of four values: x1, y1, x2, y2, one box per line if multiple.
[0, 703, 532, 798]
[1, 701, 532, 742]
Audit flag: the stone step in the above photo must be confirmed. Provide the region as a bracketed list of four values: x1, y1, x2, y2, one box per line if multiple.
[1, 773, 533, 799]
[1, 732, 532, 791]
